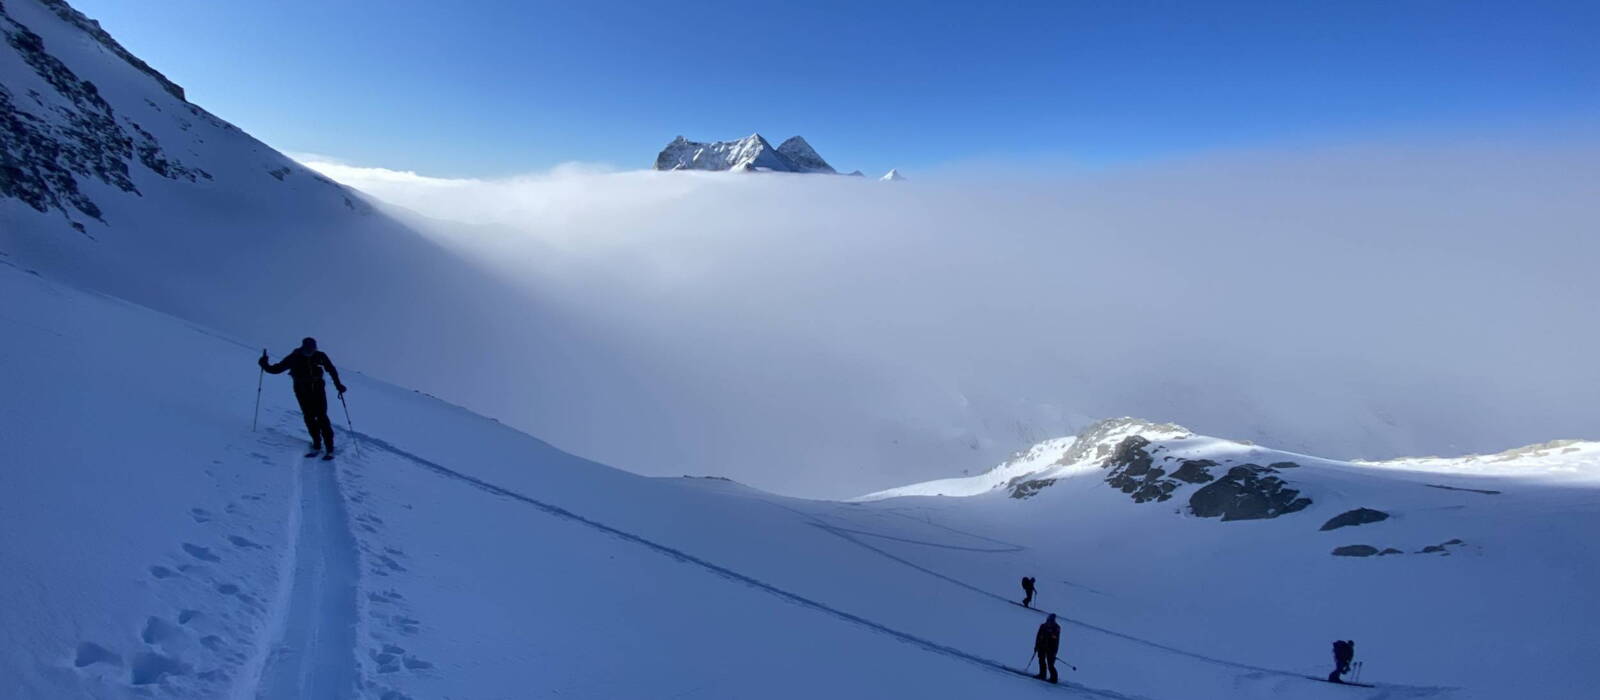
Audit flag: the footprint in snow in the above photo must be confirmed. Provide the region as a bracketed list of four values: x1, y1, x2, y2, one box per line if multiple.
[189, 508, 212, 523]
[129, 651, 187, 685]
[181, 544, 220, 562]
[74, 642, 121, 668]
[141, 617, 182, 646]
[227, 535, 262, 549]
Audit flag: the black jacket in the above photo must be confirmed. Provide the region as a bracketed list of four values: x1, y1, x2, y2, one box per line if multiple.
[1035, 620, 1061, 655]
[261, 349, 343, 391]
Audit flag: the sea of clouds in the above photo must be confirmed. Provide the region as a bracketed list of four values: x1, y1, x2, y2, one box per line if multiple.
[295, 138, 1598, 498]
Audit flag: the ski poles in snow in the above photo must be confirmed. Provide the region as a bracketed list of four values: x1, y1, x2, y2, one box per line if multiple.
[339, 391, 359, 455]
[1352, 661, 1364, 683]
[252, 350, 265, 431]
[1025, 651, 1036, 672]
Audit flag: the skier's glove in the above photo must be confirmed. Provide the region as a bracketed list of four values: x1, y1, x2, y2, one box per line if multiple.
[336, 384, 348, 395]
[258, 354, 269, 369]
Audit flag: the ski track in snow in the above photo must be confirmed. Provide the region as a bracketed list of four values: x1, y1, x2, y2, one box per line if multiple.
[250, 427, 359, 700]
[345, 431, 1140, 699]
[764, 502, 1456, 699]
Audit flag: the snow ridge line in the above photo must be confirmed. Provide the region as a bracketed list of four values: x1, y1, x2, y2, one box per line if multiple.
[346, 432, 1140, 699]
[230, 431, 305, 700]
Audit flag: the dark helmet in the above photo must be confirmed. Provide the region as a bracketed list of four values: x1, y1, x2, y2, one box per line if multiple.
[298, 337, 318, 355]
[1046, 614, 1056, 623]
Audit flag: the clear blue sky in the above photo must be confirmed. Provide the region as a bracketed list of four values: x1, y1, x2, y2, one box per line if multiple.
[70, 0, 1597, 177]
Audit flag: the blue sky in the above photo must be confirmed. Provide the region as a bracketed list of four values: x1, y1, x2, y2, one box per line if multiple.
[72, 0, 1597, 177]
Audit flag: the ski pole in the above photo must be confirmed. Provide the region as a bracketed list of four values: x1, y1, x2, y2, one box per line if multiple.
[252, 350, 264, 431]
[1025, 651, 1036, 672]
[339, 392, 359, 455]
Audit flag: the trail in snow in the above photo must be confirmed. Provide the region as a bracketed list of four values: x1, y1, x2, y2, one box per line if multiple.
[346, 432, 1144, 700]
[253, 438, 359, 700]
[764, 503, 1457, 698]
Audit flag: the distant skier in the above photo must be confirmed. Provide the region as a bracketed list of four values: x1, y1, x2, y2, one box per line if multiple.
[1021, 576, 1036, 608]
[259, 337, 346, 460]
[1033, 613, 1062, 683]
[1328, 640, 1355, 683]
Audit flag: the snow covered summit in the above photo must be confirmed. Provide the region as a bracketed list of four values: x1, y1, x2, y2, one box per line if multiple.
[654, 133, 843, 173]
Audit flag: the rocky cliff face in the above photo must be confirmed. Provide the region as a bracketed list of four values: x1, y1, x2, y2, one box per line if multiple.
[1, 2, 202, 230]
[0, 0, 360, 237]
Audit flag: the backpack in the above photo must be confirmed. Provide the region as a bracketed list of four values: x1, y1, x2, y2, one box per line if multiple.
[1333, 640, 1354, 661]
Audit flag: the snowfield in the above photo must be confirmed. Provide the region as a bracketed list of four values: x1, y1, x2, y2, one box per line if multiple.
[4, 255, 1597, 699]
[4, 1, 1598, 698]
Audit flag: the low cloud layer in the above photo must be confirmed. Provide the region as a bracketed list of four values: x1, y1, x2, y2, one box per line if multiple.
[298, 139, 1599, 498]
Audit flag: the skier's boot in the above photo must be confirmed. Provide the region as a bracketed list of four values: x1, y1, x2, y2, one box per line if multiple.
[305, 443, 322, 458]
[321, 447, 335, 461]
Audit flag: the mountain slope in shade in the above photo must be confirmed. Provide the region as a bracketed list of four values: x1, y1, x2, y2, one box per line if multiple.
[776, 135, 837, 173]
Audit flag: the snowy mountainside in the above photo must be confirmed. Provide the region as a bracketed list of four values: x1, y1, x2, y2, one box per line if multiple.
[0, 0, 363, 235]
[775, 135, 837, 173]
[653, 132, 856, 173]
[5, 260, 1598, 699]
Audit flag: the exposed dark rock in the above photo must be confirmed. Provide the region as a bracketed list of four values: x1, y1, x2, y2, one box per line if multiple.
[1425, 484, 1500, 495]
[1009, 478, 1056, 499]
[1, 5, 205, 224]
[1379, 548, 1404, 556]
[1103, 436, 1179, 503]
[1269, 461, 1300, 469]
[1419, 539, 1465, 554]
[37, 0, 186, 100]
[1320, 508, 1390, 531]
[1171, 459, 1217, 484]
[1057, 417, 1190, 467]
[1188, 464, 1311, 521]
[1332, 545, 1379, 557]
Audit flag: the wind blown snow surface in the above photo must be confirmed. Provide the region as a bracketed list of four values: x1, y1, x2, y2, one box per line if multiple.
[4, 261, 1598, 700]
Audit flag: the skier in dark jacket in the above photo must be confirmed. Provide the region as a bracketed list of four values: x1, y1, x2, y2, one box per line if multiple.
[259, 337, 346, 459]
[1328, 640, 1355, 683]
[1021, 576, 1036, 608]
[1034, 613, 1062, 683]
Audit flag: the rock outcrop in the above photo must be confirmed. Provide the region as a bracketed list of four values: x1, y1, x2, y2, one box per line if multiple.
[1188, 464, 1312, 521]
[1320, 508, 1390, 531]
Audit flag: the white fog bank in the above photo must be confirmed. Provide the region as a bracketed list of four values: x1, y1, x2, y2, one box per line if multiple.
[299, 139, 1598, 498]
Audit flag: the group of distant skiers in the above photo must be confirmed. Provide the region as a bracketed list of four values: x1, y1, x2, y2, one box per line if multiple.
[1018, 576, 1361, 686]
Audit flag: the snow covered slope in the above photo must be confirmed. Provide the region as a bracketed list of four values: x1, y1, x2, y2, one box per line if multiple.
[776, 135, 837, 173]
[5, 259, 1598, 699]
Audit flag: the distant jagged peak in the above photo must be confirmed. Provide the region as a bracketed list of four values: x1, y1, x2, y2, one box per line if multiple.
[654, 133, 850, 174]
[880, 168, 905, 181]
